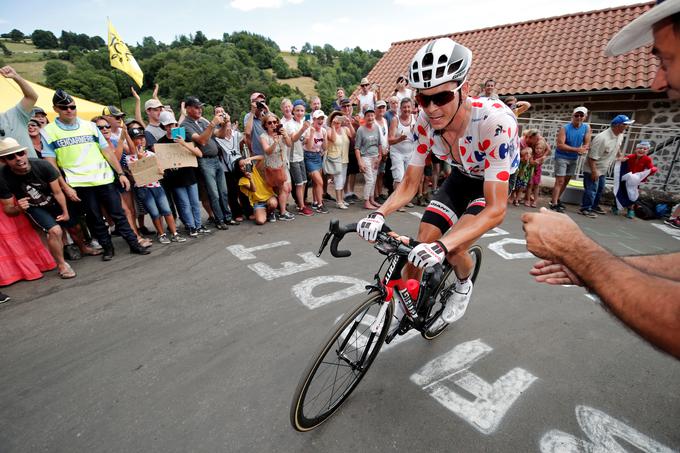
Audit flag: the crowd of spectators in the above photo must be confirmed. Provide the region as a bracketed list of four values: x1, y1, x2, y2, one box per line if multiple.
[0, 64, 674, 303]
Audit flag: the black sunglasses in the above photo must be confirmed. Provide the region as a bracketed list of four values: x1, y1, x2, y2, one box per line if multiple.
[414, 83, 465, 108]
[573, 113, 585, 117]
[97, 124, 111, 130]
[57, 105, 77, 111]
[4, 150, 26, 160]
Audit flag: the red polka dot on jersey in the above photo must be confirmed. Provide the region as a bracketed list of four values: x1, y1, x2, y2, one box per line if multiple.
[417, 125, 426, 135]
[492, 103, 503, 109]
[478, 139, 491, 151]
[460, 146, 467, 156]
[484, 159, 490, 169]
[507, 127, 512, 138]
[472, 102, 483, 108]
[496, 171, 510, 181]
[417, 144, 428, 154]
[429, 138, 434, 146]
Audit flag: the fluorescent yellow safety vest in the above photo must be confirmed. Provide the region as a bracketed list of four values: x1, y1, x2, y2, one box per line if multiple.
[42, 120, 114, 187]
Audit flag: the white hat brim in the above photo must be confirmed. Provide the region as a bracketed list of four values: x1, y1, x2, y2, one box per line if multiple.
[605, 0, 680, 56]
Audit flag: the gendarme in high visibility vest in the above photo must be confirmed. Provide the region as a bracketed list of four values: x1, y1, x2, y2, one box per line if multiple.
[42, 119, 114, 187]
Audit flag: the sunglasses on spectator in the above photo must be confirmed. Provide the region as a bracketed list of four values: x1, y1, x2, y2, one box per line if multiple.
[415, 83, 464, 108]
[266, 120, 278, 125]
[97, 124, 111, 130]
[57, 105, 77, 111]
[573, 113, 585, 117]
[3, 150, 26, 160]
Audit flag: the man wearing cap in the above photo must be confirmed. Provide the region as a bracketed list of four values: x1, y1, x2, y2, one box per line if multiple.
[1, 65, 39, 158]
[102, 105, 126, 143]
[0, 137, 102, 278]
[357, 78, 379, 117]
[579, 114, 634, 218]
[522, 0, 680, 360]
[40, 89, 149, 260]
[181, 96, 234, 230]
[549, 106, 591, 212]
[244, 92, 268, 157]
[144, 98, 166, 145]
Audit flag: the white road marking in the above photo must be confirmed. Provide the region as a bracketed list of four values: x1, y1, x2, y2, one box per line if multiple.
[411, 339, 538, 435]
[410, 212, 423, 219]
[487, 238, 535, 260]
[651, 223, 680, 240]
[540, 405, 675, 453]
[481, 227, 510, 238]
[226, 241, 291, 260]
[617, 242, 643, 254]
[248, 252, 326, 281]
[291, 275, 370, 309]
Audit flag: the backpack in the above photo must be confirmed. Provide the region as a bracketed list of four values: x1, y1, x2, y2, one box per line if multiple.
[634, 199, 657, 220]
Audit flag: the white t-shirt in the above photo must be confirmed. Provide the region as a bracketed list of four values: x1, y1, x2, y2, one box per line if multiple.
[410, 97, 520, 183]
[375, 117, 389, 151]
[390, 115, 417, 156]
[358, 92, 376, 115]
[395, 88, 413, 101]
[584, 127, 623, 174]
[282, 117, 304, 162]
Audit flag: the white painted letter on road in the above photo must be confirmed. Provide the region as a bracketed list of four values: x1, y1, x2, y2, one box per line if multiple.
[488, 238, 535, 260]
[248, 252, 327, 281]
[411, 339, 538, 435]
[226, 241, 291, 260]
[540, 405, 675, 453]
[292, 275, 370, 310]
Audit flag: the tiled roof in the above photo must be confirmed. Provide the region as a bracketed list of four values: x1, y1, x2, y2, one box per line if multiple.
[358, 2, 658, 98]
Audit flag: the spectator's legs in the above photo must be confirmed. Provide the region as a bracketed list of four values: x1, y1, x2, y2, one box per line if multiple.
[309, 170, 324, 207]
[136, 187, 162, 235]
[361, 156, 377, 209]
[151, 186, 177, 235]
[76, 186, 113, 248]
[225, 171, 245, 220]
[46, 225, 68, 273]
[173, 186, 196, 231]
[199, 158, 226, 223]
[581, 175, 597, 211]
[592, 175, 606, 210]
[278, 182, 291, 215]
[213, 164, 232, 221]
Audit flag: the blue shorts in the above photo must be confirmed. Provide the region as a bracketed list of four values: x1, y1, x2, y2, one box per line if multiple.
[25, 202, 78, 231]
[135, 186, 172, 219]
[304, 151, 323, 174]
[253, 201, 267, 209]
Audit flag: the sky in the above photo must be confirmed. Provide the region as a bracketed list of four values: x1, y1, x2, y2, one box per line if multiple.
[1, 0, 639, 51]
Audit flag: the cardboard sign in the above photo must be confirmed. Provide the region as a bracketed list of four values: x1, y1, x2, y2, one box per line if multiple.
[129, 155, 163, 186]
[153, 143, 198, 170]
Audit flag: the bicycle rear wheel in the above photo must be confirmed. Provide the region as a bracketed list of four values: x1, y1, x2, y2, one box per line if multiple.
[422, 245, 483, 340]
[290, 294, 392, 431]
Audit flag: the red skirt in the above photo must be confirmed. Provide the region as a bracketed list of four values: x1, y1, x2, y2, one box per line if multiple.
[0, 208, 55, 286]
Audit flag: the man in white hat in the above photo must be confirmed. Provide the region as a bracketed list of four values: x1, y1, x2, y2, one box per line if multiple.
[357, 77, 380, 117]
[523, 0, 680, 359]
[0, 137, 101, 278]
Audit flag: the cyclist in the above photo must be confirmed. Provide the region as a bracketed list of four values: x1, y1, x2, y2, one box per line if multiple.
[357, 38, 519, 324]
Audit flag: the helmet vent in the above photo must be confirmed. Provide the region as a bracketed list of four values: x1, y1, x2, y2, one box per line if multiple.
[422, 69, 432, 81]
[437, 55, 448, 64]
[447, 59, 462, 75]
[423, 53, 433, 67]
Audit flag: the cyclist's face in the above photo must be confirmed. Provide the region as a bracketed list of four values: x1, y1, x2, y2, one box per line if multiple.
[418, 81, 468, 130]
[651, 20, 680, 99]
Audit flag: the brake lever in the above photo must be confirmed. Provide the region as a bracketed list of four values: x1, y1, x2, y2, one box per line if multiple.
[317, 230, 332, 257]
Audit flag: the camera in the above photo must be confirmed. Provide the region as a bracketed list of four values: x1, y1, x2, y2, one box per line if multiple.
[256, 101, 266, 110]
[275, 124, 283, 135]
[244, 162, 253, 173]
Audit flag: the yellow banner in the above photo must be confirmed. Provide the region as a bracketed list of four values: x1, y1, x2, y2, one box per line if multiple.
[107, 21, 143, 87]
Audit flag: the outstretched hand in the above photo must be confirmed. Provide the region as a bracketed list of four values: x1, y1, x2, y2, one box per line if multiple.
[521, 207, 584, 263]
[529, 260, 582, 286]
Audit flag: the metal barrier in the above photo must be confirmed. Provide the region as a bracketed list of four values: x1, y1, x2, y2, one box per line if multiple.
[516, 118, 680, 193]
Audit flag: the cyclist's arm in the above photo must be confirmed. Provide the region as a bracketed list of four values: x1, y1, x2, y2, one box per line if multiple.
[377, 164, 424, 216]
[439, 180, 507, 254]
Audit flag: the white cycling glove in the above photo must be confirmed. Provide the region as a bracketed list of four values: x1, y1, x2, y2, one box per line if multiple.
[408, 241, 448, 269]
[357, 212, 385, 242]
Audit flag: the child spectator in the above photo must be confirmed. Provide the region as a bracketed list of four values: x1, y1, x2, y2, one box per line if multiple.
[525, 138, 549, 208]
[125, 127, 186, 243]
[613, 141, 658, 218]
[510, 146, 533, 206]
[235, 155, 278, 224]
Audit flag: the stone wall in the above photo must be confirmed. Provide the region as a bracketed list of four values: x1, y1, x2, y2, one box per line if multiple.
[519, 98, 680, 194]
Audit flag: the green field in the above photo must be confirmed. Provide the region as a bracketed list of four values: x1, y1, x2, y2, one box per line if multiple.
[10, 60, 74, 84]
[280, 51, 298, 70]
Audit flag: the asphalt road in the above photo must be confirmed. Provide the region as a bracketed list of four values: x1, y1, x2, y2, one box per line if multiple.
[1, 200, 679, 453]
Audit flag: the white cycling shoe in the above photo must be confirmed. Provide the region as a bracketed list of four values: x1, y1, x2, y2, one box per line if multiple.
[441, 278, 473, 324]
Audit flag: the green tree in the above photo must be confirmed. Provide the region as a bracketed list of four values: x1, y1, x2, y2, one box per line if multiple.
[8, 29, 25, 42]
[31, 30, 59, 49]
[89, 36, 105, 49]
[0, 41, 12, 57]
[44, 61, 69, 86]
[272, 55, 291, 79]
[193, 31, 207, 46]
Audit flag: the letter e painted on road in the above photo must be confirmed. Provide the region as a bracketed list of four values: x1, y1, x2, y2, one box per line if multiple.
[248, 252, 327, 281]
[487, 238, 535, 260]
[411, 339, 538, 435]
[226, 241, 291, 261]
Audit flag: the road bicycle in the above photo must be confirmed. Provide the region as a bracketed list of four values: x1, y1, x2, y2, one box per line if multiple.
[290, 220, 482, 431]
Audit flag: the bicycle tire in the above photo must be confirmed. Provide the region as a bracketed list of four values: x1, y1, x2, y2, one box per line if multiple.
[422, 245, 483, 340]
[290, 294, 393, 432]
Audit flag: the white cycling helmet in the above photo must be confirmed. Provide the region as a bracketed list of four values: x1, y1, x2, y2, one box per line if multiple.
[408, 38, 472, 89]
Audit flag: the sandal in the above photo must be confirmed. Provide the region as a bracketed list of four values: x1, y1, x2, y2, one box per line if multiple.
[82, 247, 102, 256]
[513, 200, 520, 206]
[58, 263, 76, 279]
[530, 202, 537, 208]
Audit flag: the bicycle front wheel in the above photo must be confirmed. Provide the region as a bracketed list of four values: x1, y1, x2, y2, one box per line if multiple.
[290, 294, 392, 432]
[422, 244, 483, 340]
